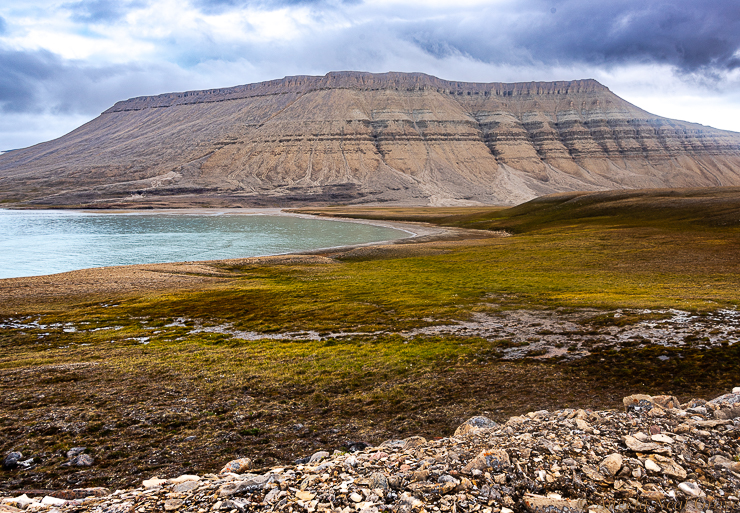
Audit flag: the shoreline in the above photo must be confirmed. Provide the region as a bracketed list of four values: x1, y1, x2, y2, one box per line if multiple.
[0, 209, 489, 311]
[0, 208, 457, 283]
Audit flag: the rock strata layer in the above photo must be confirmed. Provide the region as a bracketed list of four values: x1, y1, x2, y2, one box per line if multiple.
[2, 389, 739, 512]
[1, 71, 739, 207]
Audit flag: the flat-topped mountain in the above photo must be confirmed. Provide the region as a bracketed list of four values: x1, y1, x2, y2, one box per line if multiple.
[1, 71, 740, 207]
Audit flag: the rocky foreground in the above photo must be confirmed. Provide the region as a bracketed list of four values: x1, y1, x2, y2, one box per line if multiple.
[2, 390, 739, 513]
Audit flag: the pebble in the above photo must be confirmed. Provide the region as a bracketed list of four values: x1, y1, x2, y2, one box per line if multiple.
[644, 459, 661, 472]
[163, 500, 182, 511]
[0, 388, 738, 512]
[599, 453, 622, 476]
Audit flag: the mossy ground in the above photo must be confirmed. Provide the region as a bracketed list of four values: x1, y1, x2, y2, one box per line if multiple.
[1, 187, 739, 491]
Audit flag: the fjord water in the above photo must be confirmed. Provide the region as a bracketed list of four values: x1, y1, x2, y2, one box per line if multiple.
[0, 210, 409, 279]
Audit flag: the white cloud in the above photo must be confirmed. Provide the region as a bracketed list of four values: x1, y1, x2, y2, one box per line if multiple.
[1, 0, 740, 149]
[0, 111, 92, 151]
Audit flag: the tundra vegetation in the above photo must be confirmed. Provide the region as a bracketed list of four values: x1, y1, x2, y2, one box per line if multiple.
[1, 187, 739, 491]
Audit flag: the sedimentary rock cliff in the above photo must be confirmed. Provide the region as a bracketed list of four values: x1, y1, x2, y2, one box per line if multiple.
[1, 71, 740, 207]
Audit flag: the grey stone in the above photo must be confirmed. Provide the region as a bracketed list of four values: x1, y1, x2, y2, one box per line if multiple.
[173, 480, 199, 493]
[454, 416, 499, 436]
[437, 475, 459, 484]
[218, 475, 269, 496]
[369, 472, 389, 491]
[67, 447, 86, 459]
[709, 391, 740, 406]
[263, 488, 280, 503]
[2, 452, 22, 470]
[71, 454, 95, 467]
[708, 455, 740, 472]
[308, 451, 329, 464]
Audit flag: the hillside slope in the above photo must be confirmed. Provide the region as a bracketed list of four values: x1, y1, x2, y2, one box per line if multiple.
[1, 71, 739, 207]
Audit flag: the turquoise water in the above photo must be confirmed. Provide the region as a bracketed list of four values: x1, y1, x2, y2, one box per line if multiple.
[0, 210, 409, 279]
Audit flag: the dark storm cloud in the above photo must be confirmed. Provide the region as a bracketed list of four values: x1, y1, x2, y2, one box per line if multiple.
[402, 0, 740, 74]
[0, 47, 188, 116]
[65, 0, 145, 23]
[0, 49, 61, 113]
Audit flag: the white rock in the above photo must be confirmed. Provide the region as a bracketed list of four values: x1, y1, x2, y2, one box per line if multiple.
[651, 434, 674, 444]
[349, 493, 363, 503]
[170, 475, 200, 484]
[575, 419, 591, 431]
[264, 488, 280, 503]
[40, 497, 66, 506]
[644, 459, 661, 472]
[732, 387, 740, 394]
[2, 495, 36, 510]
[308, 451, 330, 464]
[678, 481, 705, 497]
[142, 477, 168, 489]
[172, 481, 199, 493]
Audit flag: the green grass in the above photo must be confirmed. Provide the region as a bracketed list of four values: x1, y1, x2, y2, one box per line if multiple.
[77, 225, 738, 335]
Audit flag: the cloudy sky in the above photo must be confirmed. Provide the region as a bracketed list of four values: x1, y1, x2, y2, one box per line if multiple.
[1, 0, 739, 150]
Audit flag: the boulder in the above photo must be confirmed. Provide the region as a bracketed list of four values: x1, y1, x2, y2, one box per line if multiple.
[2, 452, 22, 471]
[454, 416, 499, 436]
[143, 477, 168, 488]
[219, 457, 252, 474]
[308, 451, 330, 464]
